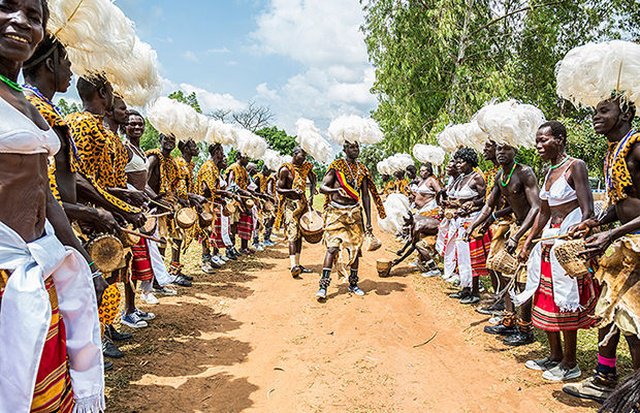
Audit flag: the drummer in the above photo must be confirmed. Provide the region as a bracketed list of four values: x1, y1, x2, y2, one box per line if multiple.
[465, 143, 540, 347]
[253, 164, 277, 248]
[123, 110, 177, 303]
[146, 134, 195, 287]
[275, 147, 317, 278]
[564, 98, 640, 403]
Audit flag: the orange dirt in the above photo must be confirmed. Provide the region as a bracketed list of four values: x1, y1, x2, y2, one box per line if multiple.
[106, 228, 600, 413]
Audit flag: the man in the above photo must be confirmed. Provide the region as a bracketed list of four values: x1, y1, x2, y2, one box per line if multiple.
[466, 143, 540, 346]
[275, 147, 317, 278]
[147, 134, 193, 287]
[254, 164, 277, 247]
[317, 141, 386, 299]
[227, 153, 260, 254]
[563, 98, 640, 403]
[406, 164, 419, 187]
[392, 169, 410, 195]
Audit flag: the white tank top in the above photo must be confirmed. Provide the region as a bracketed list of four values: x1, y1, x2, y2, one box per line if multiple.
[539, 160, 578, 206]
[125, 143, 147, 173]
[0, 96, 60, 156]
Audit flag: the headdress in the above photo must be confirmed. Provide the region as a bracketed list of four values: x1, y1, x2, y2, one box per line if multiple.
[413, 144, 446, 166]
[295, 118, 333, 164]
[235, 128, 268, 159]
[328, 115, 384, 145]
[147, 97, 207, 141]
[475, 100, 545, 148]
[385, 153, 414, 174]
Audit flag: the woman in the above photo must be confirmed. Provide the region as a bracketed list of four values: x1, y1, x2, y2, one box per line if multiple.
[412, 163, 442, 215]
[436, 158, 461, 283]
[516, 121, 599, 382]
[449, 148, 489, 304]
[0, 1, 103, 411]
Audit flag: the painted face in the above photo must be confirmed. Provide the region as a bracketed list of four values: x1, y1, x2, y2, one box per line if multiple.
[495, 144, 516, 166]
[593, 99, 624, 136]
[161, 134, 176, 152]
[535, 126, 561, 162]
[112, 98, 128, 125]
[0, 0, 45, 65]
[483, 140, 496, 161]
[125, 114, 145, 139]
[292, 148, 307, 165]
[343, 141, 360, 159]
[54, 46, 72, 93]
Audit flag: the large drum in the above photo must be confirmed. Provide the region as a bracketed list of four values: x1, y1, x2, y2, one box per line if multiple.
[300, 210, 324, 244]
[175, 207, 198, 229]
[86, 234, 125, 273]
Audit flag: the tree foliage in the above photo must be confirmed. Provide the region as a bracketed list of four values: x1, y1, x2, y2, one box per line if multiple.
[361, 0, 640, 165]
[57, 98, 81, 117]
[211, 101, 274, 132]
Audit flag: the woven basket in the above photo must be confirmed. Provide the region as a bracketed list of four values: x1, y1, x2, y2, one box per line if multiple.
[555, 239, 589, 278]
[376, 259, 392, 277]
[490, 248, 518, 275]
[87, 235, 124, 273]
[300, 210, 324, 244]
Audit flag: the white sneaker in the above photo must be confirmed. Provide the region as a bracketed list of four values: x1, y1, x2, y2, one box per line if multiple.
[140, 292, 159, 305]
[422, 269, 442, 278]
[212, 255, 225, 266]
[154, 286, 177, 296]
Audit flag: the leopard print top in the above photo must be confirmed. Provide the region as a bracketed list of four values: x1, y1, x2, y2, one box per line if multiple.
[228, 162, 249, 190]
[175, 156, 195, 194]
[605, 132, 640, 205]
[146, 149, 183, 196]
[195, 159, 220, 199]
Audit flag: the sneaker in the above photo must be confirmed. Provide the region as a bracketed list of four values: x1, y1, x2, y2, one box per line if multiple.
[106, 325, 132, 341]
[153, 286, 177, 296]
[219, 254, 230, 263]
[449, 289, 470, 299]
[543, 364, 582, 382]
[104, 360, 114, 372]
[212, 255, 225, 266]
[484, 324, 518, 335]
[409, 261, 419, 268]
[422, 269, 442, 278]
[316, 288, 327, 300]
[291, 266, 302, 279]
[121, 312, 148, 329]
[253, 243, 265, 252]
[264, 240, 276, 247]
[562, 376, 616, 403]
[226, 250, 238, 261]
[476, 300, 506, 315]
[525, 357, 560, 372]
[134, 308, 156, 321]
[299, 266, 313, 274]
[460, 295, 480, 305]
[140, 292, 159, 305]
[503, 331, 535, 347]
[349, 285, 365, 296]
[172, 274, 192, 287]
[102, 337, 124, 359]
[201, 262, 217, 274]
[181, 274, 194, 282]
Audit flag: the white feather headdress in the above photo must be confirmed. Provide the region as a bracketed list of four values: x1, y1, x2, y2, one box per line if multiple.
[413, 144, 446, 166]
[475, 100, 545, 148]
[556, 40, 640, 109]
[112, 39, 162, 107]
[205, 119, 237, 146]
[235, 128, 268, 159]
[384, 153, 414, 174]
[379, 194, 411, 235]
[438, 123, 469, 153]
[328, 115, 384, 145]
[295, 118, 333, 164]
[148, 97, 207, 141]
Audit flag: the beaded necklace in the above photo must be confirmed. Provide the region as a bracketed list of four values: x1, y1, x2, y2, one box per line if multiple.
[0, 73, 23, 92]
[549, 154, 570, 170]
[500, 162, 518, 187]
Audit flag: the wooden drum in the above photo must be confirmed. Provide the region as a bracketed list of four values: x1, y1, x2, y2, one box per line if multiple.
[300, 210, 324, 244]
[87, 234, 125, 273]
[175, 207, 198, 229]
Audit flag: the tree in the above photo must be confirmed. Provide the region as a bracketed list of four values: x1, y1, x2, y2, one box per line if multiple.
[57, 98, 81, 117]
[256, 126, 297, 155]
[230, 101, 274, 132]
[361, 0, 640, 158]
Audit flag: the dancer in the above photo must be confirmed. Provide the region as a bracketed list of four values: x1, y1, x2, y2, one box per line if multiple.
[254, 164, 277, 247]
[0, 2, 104, 410]
[275, 147, 317, 278]
[466, 143, 540, 346]
[516, 121, 598, 382]
[317, 141, 386, 299]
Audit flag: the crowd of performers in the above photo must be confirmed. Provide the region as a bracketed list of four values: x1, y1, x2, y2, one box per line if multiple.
[1, 1, 640, 412]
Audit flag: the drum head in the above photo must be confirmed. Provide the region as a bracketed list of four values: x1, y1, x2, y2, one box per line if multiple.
[300, 210, 323, 232]
[176, 207, 198, 228]
[88, 235, 124, 273]
[142, 216, 157, 235]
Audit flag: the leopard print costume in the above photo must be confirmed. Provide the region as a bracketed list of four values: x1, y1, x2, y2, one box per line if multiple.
[228, 162, 249, 190]
[325, 159, 386, 219]
[195, 159, 221, 198]
[146, 149, 183, 196]
[175, 156, 195, 195]
[605, 132, 640, 205]
[274, 161, 314, 229]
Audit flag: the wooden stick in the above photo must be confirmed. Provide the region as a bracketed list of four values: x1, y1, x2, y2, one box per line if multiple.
[145, 212, 173, 219]
[148, 198, 173, 210]
[532, 233, 570, 243]
[121, 228, 166, 244]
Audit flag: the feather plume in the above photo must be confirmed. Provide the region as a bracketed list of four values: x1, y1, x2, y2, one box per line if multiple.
[328, 115, 384, 145]
[475, 100, 545, 148]
[205, 118, 237, 146]
[295, 118, 333, 164]
[235, 128, 268, 159]
[112, 39, 162, 107]
[413, 144, 446, 166]
[384, 153, 414, 174]
[147, 97, 203, 140]
[556, 40, 640, 109]
[379, 194, 411, 235]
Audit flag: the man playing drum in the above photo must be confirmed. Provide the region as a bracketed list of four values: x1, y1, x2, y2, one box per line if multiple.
[275, 147, 317, 278]
[254, 164, 277, 248]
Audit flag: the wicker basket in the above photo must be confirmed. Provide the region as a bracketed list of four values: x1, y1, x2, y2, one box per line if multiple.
[376, 259, 393, 277]
[300, 210, 324, 244]
[489, 248, 519, 275]
[555, 239, 589, 278]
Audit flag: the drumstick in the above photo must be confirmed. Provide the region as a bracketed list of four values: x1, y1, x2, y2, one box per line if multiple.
[145, 212, 173, 219]
[121, 228, 166, 244]
[148, 198, 173, 210]
[532, 234, 570, 243]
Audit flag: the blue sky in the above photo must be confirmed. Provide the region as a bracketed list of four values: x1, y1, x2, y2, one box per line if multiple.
[65, 0, 377, 134]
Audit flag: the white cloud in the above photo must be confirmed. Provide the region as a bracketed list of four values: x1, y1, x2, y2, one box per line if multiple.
[182, 51, 199, 63]
[251, 0, 377, 132]
[179, 83, 246, 113]
[206, 47, 231, 54]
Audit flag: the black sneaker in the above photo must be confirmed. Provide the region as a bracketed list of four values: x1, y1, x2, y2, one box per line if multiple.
[299, 266, 313, 274]
[106, 325, 132, 342]
[476, 300, 506, 315]
[503, 331, 535, 346]
[226, 250, 238, 261]
[172, 274, 192, 287]
[103, 338, 124, 359]
[484, 324, 518, 335]
[449, 289, 470, 299]
[104, 360, 114, 372]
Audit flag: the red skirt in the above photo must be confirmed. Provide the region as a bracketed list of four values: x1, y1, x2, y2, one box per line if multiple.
[131, 238, 154, 282]
[470, 230, 491, 278]
[237, 212, 253, 241]
[212, 211, 227, 249]
[532, 245, 599, 332]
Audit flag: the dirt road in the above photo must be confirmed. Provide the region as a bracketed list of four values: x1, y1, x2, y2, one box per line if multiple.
[107, 229, 600, 413]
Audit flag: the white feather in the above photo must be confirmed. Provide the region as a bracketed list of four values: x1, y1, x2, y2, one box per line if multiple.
[328, 115, 384, 145]
[379, 194, 411, 235]
[413, 144, 446, 166]
[475, 100, 545, 148]
[295, 118, 333, 164]
[235, 128, 268, 159]
[147, 97, 203, 140]
[556, 40, 640, 109]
